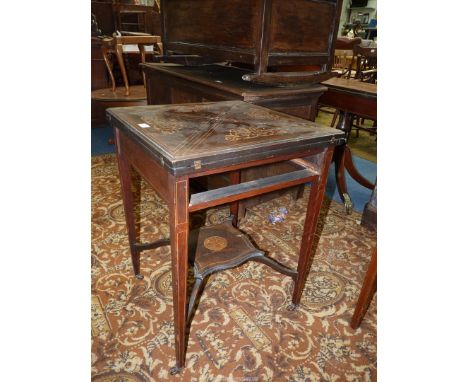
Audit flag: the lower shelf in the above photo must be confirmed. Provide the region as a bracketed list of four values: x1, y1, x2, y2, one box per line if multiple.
[187, 220, 298, 320]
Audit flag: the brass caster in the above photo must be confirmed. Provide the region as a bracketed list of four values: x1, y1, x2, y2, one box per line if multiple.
[170, 366, 182, 375]
[286, 303, 298, 311]
[135, 274, 144, 280]
[343, 193, 353, 215]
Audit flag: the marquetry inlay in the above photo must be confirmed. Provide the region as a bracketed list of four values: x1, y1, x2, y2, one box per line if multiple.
[203, 236, 228, 251]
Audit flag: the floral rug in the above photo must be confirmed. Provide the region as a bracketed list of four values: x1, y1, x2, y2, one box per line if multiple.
[91, 154, 377, 382]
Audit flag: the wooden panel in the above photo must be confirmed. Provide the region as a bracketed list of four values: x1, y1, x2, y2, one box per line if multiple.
[91, 38, 110, 90]
[189, 168, 318, 212]
[319, 79, 377, 120]
[119, 128, 172, 204]
[164, 0, 261, 49]
[142, 64, 327, 102]
[141, 64, 329, 212]
[160, 0, 342, 84]
[91, 1, 115, 35]
[269, 0, 337, 53]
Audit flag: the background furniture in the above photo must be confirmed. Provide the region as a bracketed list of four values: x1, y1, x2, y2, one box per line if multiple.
[91, 0, 162, 36]
[158, 0, 344, 85]
[107, 100, 345, 373]
[141, 63, 328, 216]
[321, 36, 362, 127]
[91, 37, 111, 91]
[361, 183, 376, 231]
[350, 246, 377, 329]
[320, 77, 376, 213]
[333, 36, 362, 79]
[104, 34, 162, 96]
[354, 44, 377, 83]
[91, 34, 161, 125]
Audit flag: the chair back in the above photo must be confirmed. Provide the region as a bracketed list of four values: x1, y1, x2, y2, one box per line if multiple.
[333, 37, 362, 78]
[102, 34, 162, 96]
[354, 44, 377, 83]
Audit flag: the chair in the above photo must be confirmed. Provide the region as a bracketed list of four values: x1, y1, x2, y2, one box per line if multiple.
[318, 37, 362, 124]
[101, 33, 162, 96]
[333, 37, 362, 79]
[91, 33, 162, 126]
[354, 44, 377, 83]
[351, 43, 377, 137]
[350, 246, 377, 329]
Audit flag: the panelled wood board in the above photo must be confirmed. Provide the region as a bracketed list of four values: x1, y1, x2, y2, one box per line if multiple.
[158, 0, 344, 85]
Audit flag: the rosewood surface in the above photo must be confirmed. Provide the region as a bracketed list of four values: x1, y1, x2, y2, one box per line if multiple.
[107, 100, 344, 372]
[142, 63, 328, 118]
[320, 77, 377, 213]
[141, 63, 329, 215]
[159, 0, 343, 85]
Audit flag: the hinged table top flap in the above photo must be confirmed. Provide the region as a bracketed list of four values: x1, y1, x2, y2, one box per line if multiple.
[107, 101, 344, 175]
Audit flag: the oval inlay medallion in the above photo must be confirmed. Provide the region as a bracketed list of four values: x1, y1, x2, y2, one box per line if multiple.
[203, 236, 227, 251]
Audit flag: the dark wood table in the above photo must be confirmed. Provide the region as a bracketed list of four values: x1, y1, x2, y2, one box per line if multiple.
[141, 63, 329, 216]
[107, 100, 345, 373]
[320, 77, 377, 213]
[142, 63, 328, 120]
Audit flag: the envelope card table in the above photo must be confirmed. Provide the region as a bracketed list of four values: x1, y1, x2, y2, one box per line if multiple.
[107, 100, 345, 373]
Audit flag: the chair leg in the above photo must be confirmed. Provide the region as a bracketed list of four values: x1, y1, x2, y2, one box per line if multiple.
[331, 110, 339, 127]
[350, 247, 377, 329]
[355, 116, 361, 138]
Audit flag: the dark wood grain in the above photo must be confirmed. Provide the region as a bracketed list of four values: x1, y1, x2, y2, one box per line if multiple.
[110, 101, 343, 372]
[292, 146, 334, 306]
[107, 101, 345, 176]
[142, 64, 329, 102]
[168, 175, 190, 373]
[228, 170, 241, 227]
[319, 78, 377, 212]
[134, 64, 329, 214]
[159, 0, 343, 85]
[188, 168, 319, 212]
[115, 128, 142, 279]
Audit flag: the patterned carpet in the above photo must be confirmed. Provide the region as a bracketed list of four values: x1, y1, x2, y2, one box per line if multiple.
[91, 154, 377, 382]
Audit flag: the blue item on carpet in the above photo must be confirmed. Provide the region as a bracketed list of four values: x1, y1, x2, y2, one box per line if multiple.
[91, 124, 115, 156]
[325, 157, 376, 213]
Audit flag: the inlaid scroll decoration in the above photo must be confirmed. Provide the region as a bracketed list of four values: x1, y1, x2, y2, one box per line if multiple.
[225, 126, 279, 142]
[245, 108, 284, 121]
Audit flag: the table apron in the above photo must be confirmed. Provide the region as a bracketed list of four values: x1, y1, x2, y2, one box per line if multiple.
[118, 128, 172, 205]
[320, 89, 377, 120]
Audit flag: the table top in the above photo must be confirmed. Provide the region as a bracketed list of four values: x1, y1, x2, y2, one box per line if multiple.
[108, 100, 345, 175]
[141, 63, 328, 98]
[322, 78, 377, 98]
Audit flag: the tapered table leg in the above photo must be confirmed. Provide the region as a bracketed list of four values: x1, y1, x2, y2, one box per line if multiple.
[291, 147, 334, 307]
[168, 176, 189, 374]
[115, 128, 143, 279]
[229, 170, 240, 227]
[350, 247, 377, 329]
